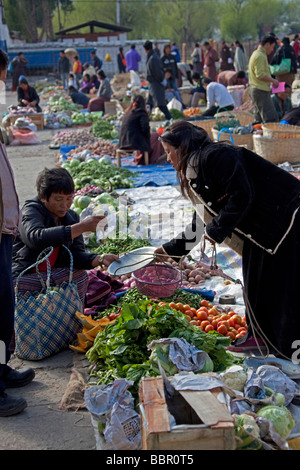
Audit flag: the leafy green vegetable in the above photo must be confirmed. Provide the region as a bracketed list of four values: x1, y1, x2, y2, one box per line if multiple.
[66, 158, 136, 191]
[86, 300, 243, 398]
[257, 405, 296, 439]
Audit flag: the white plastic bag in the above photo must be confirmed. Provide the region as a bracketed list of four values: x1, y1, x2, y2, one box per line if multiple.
[130, 70, 141, 88]
[167, 97, 182, 111]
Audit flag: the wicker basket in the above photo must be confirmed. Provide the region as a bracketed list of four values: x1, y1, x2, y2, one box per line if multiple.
[262, 122, 300, 139]
[187, 118, 216, 139]
[217, 110, 255, 127]
[212, 126, 254, 150]
[253, 134, 300, 164]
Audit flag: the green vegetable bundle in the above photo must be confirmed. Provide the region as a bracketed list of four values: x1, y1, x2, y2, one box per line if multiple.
[86, 300, 243, 397]
[91, 119, 118, 140]
[65, 158, 136, 191]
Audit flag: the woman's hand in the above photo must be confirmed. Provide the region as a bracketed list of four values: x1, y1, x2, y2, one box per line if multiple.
[91, 253, 121, 268]
[71, 215, 106, 240]
[154, 246, 168, 262]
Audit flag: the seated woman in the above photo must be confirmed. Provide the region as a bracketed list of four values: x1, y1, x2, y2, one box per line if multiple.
[118, 95, 166, 165]
[87, 70, 112, 114]
[12, 167, 120, 307]
[271, 83, 293, 121]
[68, 86, 90, 109]
[79, 74, 94, 94]
[17, 76, 42, 113]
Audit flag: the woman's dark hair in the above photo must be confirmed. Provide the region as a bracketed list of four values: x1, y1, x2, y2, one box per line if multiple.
[0, 49, 9, 72]
[83, 73, 90, 81]
[36, 168, 75, 200]
[98, 70, 106, 79]
[74, 55, 79, 60]
[163, 44, 171, 54]
[282, 36, 290, 46]
[160, 121, 211, 201]
[125, 94, 147, 114]
[235, 40, 244, 52]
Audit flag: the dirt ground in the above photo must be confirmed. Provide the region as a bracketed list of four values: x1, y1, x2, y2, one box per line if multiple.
[0, 91, 97, 451]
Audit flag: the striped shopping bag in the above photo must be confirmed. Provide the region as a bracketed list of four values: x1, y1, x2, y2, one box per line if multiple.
[14, 246, 82, 361]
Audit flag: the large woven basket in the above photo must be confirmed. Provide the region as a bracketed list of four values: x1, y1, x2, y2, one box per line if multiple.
[212, 126, 254, 150]
[253, 134, 300, 164]
[217, 110, 255, 126]
[262, 122, 300, 139]
[187, 118, 216, 139]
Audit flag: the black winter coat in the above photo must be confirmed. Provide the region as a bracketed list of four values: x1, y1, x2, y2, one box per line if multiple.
[145, 50, 165, 107]
[271, 45, 298, 74]
[12, 197, 96, 278]
[163, 145, 300, 257]
[118, 108, 151, 152]
[161, 53, 179, 79]
[17, 86, 42, 112]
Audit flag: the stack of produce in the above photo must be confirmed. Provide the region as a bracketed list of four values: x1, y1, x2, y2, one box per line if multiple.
[183, 107, 202, 118]
[62, 157, 135, 191]
[51, 128, 101, 147]
[91, 118, 119, 140]
[67, 139, 118, 159]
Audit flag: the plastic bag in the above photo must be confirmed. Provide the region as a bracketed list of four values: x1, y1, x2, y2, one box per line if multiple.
[130, 70, 141, 88]
[167, 97, 182, 111]
[9, 128, 41, 146]
[84, 379, 141, 451]
[256, 365, 299, 406]
[103, 402, 141, 450]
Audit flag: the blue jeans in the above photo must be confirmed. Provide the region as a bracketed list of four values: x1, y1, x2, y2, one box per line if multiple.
[0, 235, 15, 392]
[60, 73, 69, 90]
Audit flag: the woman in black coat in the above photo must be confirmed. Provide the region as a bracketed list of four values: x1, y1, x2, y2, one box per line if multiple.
[155, 121, 300, 360]
[12, 167, 120, 304]
[17, 76, 42, 113]
[271, 36, 298, 85]
[118, 95, 151, 155]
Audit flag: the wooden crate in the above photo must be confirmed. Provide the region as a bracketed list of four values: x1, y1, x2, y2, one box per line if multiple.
[9, 113, 44, 130]
[139, 376, 236, 450]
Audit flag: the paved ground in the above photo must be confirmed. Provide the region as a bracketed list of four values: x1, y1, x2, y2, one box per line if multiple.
[0, 91, 97, 451]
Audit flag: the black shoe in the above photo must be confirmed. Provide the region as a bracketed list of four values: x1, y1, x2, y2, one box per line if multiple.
[4, 368, 35, 389]
[0, 392, 27, 417]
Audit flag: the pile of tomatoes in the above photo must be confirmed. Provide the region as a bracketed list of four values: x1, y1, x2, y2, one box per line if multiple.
[158, 299, 248, 342]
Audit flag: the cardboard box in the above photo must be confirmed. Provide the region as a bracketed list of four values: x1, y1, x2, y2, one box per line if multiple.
[9, 113, 44, 130]
[139, 376, 236, 450]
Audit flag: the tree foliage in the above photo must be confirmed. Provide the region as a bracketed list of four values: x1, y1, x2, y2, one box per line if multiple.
[3, 0, 299, 44]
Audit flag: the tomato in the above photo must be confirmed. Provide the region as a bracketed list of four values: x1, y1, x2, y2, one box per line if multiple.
[211, 319, 219, 329]
[198, 306, 209, 313]
[229, 328, 238, 336]
[237, 327, 247, 334]
[183, 304, 192, 311]
[200, 320, 210, 330]
[168, 302, 177, 310]
[219, 314, 230, 321]
[226, 331, 236, 340]
[158, 302, 166, 307]
[200, 299, 209, 307]
[231, 315, 242, 325]
[217, 324, 228, 336]
[208, 307, 219, 316]
[236, 331, 247, 338]
[217, 320, 230, 330]
[185, 310, 194, 319]
[176, 303, 184, 312]
[228, 317, 236, 327]
[240, 320, 247, 328]
[190, 307, 197, 315]
[205, 324, 215, 332]
[196, 310, 208, 321]
[228, 311, 236, 317]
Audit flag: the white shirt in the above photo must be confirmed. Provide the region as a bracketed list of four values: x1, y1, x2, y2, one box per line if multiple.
[206, 82, 235, 109]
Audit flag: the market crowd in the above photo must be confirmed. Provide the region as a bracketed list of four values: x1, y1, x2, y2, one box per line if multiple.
[1, 31, 300, 420]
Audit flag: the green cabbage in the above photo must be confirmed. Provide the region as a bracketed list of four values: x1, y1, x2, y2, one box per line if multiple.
[233, 413, 262, 450]
[257, 405, 296, 439]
